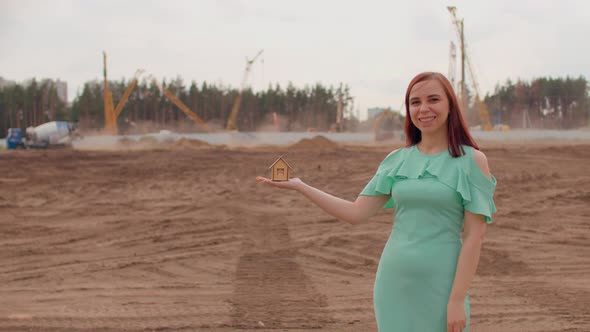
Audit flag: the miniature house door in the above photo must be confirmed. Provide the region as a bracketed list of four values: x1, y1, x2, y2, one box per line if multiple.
[272, 159, 289, 181]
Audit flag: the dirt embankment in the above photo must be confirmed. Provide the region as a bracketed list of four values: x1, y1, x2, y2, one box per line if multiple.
[0, 142, 589, 331]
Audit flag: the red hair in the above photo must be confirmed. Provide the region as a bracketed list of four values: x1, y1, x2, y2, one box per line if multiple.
[403, 72, 479, 157]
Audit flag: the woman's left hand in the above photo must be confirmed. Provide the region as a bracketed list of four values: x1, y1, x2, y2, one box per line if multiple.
[447, 299, 466, 332]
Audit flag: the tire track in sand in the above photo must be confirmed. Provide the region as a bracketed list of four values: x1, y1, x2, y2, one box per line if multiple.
[230, 201, 331, 329]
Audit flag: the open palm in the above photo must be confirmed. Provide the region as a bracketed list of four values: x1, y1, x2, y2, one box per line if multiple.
[256, 176, 303, 191]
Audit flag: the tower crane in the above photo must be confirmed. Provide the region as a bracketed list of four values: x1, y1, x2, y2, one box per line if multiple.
[446, 7, 494, 131]
[225, 49, 264, 131]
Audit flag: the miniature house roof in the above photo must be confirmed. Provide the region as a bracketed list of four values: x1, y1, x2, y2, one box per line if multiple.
[267, 156, 294, 170]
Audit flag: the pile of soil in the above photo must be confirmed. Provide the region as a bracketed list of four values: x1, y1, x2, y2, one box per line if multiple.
[289, 135, 340, 150]
[171, 138, 212, 149]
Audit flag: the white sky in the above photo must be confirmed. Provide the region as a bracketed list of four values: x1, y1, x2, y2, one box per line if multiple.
[1, 0, 588, 120]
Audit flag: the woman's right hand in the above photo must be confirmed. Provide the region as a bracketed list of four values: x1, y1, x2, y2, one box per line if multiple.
[256, 176, 304, 191]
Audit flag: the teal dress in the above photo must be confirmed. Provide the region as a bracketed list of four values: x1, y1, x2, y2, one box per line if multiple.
[360, 145, 497, 332]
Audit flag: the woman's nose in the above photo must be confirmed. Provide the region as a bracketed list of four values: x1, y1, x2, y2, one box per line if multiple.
[419, 102, 430, 112]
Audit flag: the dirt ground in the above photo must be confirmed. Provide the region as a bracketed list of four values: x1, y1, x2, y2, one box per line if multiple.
[0, 138, 589, 332]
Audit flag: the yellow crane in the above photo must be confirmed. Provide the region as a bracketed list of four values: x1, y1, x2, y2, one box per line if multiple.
[226, 49, 264, 131]
[102, 51, 143, 134]
[446, 7, 494, 131]
[149, 77, 212, 132]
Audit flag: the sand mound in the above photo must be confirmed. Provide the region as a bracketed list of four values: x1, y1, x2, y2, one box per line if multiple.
[116, 137, 212, 150]
[171, 138, 212, 150]
[289, 135, 339, 150]
[116, 136, 161, 150]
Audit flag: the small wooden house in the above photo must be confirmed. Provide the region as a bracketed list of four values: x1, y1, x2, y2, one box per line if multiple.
[268, 156, 293, 181]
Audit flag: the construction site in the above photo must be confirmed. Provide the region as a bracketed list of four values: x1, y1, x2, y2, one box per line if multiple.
[1, 4, 590, 332]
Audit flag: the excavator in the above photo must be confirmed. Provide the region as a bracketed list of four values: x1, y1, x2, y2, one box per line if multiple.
[226, 49, 264, 131]
[373, 108, 399, 141]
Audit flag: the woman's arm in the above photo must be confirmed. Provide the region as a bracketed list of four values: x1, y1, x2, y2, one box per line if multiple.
[449, 212, 487, 304]
[447, 149, 491, 332]
[256, 177, 390, 225]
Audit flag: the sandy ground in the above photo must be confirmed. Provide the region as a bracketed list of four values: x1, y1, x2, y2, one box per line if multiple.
[0, 137, 589, 332]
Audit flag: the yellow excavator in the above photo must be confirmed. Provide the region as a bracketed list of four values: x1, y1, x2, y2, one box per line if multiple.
[226, 49, 264, 131]
[373, 108, 398, 141]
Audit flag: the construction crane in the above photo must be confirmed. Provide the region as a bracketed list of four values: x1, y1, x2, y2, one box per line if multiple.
[102, 51, 144, 134]
[225, 49, 264, 131]
[446, 7, 494, 131]
[448, 41, 457, 91]
[148, 76, 212, 132]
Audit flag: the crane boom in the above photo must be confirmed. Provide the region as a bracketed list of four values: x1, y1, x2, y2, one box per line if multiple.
[162, 86, 211, 131]
[226, 49, 264, 131]
[149, 78, 212, 132]
[102, 52, 143, 133]
[446, 7, 493, 130]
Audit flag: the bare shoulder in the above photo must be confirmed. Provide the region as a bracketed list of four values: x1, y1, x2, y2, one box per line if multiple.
[471, 149, 491, 179]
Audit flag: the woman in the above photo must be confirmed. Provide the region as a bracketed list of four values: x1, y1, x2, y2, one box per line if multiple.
[256, 72, 497, 332]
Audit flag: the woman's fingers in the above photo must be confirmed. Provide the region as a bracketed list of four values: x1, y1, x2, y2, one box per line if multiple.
[447, 322, 465, 332]
[256, 176, 286, 187]
[255, 176, 299, 190]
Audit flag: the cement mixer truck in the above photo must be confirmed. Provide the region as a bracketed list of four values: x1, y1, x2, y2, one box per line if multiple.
[6, 121, 80, 149]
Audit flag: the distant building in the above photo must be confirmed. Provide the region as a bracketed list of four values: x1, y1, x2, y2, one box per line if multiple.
[55, 79, 67, 103]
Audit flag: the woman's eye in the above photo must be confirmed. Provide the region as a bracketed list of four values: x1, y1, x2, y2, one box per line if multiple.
[429, 98, 439, 102]
[411, 101, 420, 105]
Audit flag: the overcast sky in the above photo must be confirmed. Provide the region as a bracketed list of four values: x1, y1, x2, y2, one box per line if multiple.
[1, 0, 588, 120]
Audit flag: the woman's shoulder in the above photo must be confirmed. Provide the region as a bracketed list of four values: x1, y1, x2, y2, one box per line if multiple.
[460, 145, 493, 183]
[377, 146, 411, 168]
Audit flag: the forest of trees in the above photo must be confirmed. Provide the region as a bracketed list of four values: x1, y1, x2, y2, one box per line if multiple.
[0, 75, 588, 137]
[484, 76, 589, 129]
[0, 78, 357, 136]
[0, 79, 67, 137]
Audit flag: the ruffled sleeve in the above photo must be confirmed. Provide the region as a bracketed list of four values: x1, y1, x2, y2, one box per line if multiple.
[460, 149, 497, 224]
[359, 149, 404, 209]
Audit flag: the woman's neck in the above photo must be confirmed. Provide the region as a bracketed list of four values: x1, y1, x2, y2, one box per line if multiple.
[418, 130, 449, 154]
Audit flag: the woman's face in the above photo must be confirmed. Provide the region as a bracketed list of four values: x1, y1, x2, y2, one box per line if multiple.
[408, 79, 450, 135]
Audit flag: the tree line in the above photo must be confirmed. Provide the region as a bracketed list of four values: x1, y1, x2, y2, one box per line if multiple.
[484, 76, 589, 129]
[71, 78, 356, 134]
[0, 79, 67, 136]
[1, 75, 588, 137]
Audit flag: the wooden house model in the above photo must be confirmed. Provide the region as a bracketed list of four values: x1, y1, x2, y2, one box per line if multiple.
[268, 156, 293, 181]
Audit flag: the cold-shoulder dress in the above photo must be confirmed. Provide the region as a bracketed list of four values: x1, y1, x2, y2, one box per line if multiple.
[360, 144, 497, 332]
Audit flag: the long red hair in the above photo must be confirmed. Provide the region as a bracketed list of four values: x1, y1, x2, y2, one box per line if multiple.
[403, 72, 479, 157]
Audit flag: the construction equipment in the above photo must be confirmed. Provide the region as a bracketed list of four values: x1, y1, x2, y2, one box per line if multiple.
[446, 7, 494, 131]
[226, 49, 264, 131]
[448, 41, 457, 91]
[6, 121, 80, 149]
[149, 77, 212, 132]
[373, 109, 398, 141]
[102, 51, 144, 134]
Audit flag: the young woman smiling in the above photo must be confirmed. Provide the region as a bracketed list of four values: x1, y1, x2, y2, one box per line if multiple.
[256, 72, 497, 332]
